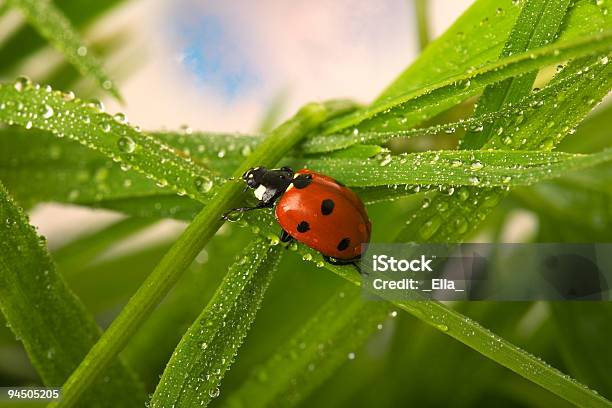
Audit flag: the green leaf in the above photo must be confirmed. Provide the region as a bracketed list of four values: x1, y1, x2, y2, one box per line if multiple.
[0, 80, 223, 203]
[6, 0, 122, 100]
[150, 239, 281, 407]
[305, 148, 612, 188]
[224, 284, 390, 408]
[461, 0, 571, 149]
[0, 182, 146, 407]
[323, 30, 612, 135]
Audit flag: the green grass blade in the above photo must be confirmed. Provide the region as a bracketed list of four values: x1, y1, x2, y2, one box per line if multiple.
[0, 182, 146, 407]
[461, 0, 570, 149]
[305, 149, 612, 188]
[6, 0, 122, 100]
[52, 101, 352, 408]
[380, 0, 522, 100]
[150, 240, 281, 407]
[413, 0, 430, 51]
[224, 284, 390, 408]
[123, 227, 253, 388]
[0, 80, 223, 203]
[323, 30, 612, 134]
[0, 0, 127, 75]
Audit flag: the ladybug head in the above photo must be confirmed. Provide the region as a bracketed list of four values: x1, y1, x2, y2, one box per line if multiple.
[242, 166, 294, 200]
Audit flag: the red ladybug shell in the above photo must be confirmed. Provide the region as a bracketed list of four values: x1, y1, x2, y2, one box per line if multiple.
[275, 169, 371, 260]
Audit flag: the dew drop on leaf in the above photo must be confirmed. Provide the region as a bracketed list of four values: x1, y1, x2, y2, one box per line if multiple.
[194, 177, 213, 193]
[470, 161, 483, 171]
[13, 76, 31, 92]
[113, 112, 128, 124]
[42, 104, 54, 119]
[117, 136, 136, 153]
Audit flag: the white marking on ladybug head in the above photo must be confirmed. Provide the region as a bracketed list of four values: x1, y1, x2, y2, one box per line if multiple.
[254, 184, 267, 200]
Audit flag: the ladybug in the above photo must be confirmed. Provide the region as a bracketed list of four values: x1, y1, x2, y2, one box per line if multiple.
[224, 166, 371, 266]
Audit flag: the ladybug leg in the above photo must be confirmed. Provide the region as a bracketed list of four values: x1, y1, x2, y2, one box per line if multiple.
[221, 201, 273, 220]
[323, 255, 367, 275]
[279, 229, 294, 243]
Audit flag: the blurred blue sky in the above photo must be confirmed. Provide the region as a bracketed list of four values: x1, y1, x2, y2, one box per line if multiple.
[174, 12, 259, 99]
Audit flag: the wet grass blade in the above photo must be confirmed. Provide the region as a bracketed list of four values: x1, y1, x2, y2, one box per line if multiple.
[150, 240, 281, 407]
[224, 284, 390, 408]
[0, 182, 146, 407]
[461, 0, 570, 149]
[6, 0, 122, 100]
[0, 80, 223, 203]
[323, 30, 612, 134]
[307, 149, 612, 188]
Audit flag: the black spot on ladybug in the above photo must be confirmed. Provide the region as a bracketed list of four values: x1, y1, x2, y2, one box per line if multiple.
[293, 174, 313, 189]
[321, 199, 335, 215]
[337, 237, 350, 251]
[297, 221, 310, 233]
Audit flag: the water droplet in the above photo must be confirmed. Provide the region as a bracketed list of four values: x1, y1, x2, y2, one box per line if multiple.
[225, 211, 243, 222]
[77, 46, 88, 56]
[347, 352, 356, 360]
[419, 215, 442, 240]
[302, 253, 312, 261]
[454, 216, 468, 234]
[201, 342, 208, 350]
[117, 136, 136, 153]
[25, 121, 32, 130]
[496, 7, 504, 15]
[379, 154, 392, 166]
[470, 161, 483, 171]
[436, 324, 449, 332]
[13, 76, 31, 92]
[241, 145, 252, 156]
[63, 91, 75, 101]
[113, 112, 128, 124]
[436, 200, 449, 212]
[195, 177, 213, 193]
[539, 138, 554, 150]
[42, 104, 54, 119]
[469, 176, 481, 185]
[86, 99, 105, 112]
[496, 127, 504, 135]
[208, 388, 220, 398]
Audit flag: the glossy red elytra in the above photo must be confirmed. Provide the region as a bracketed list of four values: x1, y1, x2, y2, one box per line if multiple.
[224, 167, 371, 266]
